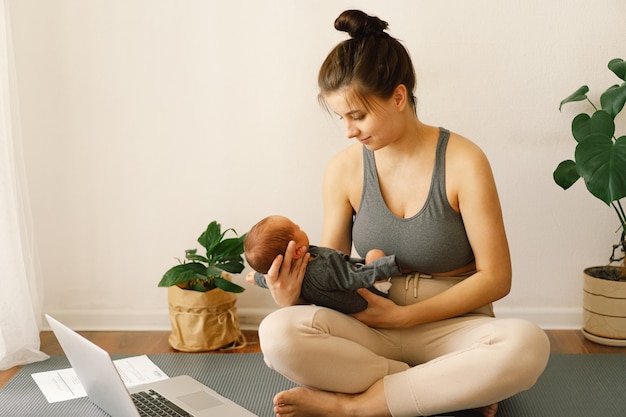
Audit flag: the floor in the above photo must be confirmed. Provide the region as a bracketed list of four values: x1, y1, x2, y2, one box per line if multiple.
[1, 329, 625, 389]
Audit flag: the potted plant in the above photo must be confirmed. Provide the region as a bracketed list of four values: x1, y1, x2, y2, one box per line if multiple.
[554, 57, 626, 346]
[158, 221, 247, 352]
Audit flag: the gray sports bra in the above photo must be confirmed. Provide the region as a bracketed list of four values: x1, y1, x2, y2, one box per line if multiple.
[352, 128, 474, 273]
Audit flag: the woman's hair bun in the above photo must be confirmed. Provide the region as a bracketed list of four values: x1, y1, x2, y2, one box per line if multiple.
[334, 10, 388, 39]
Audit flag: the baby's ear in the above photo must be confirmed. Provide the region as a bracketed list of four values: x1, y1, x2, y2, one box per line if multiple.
[293, 246, 305, 259]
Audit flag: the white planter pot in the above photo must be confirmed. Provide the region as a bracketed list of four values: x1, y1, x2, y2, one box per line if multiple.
[582, 267, 626, 347]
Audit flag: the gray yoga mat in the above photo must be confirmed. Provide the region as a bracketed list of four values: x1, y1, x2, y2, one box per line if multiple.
[1, 353, 625, 416]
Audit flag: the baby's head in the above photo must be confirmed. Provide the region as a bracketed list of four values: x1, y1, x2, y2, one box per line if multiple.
[244, 215, 309, 274]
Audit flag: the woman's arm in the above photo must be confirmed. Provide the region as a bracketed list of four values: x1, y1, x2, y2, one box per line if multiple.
[354, 135, 512, 328]
[262, 145, 361, 307]
[321, 145, 362, 253]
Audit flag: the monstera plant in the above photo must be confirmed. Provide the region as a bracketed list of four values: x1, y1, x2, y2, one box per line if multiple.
[554, 57, 626, 276]
[553, 58, 626, 346]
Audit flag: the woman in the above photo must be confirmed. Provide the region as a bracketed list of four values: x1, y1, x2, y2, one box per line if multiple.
[258, 10, 550, 417]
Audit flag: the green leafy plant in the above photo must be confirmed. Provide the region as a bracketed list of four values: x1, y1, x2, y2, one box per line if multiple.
[554, 58, 626, 275]
[158, 221, 247, 293]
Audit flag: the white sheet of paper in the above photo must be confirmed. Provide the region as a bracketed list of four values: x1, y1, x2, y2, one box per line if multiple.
[31, 355, 169, 403]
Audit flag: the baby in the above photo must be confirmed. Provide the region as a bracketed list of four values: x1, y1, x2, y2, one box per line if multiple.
[244, 215, 400, 314]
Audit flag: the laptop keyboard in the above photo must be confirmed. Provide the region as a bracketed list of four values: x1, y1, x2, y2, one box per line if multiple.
[131, 389, 192, 416]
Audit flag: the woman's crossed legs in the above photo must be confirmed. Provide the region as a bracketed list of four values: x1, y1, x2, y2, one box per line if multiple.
[259, 305, 549, 417]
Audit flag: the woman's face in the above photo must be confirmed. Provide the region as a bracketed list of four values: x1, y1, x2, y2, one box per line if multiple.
[323, 88, 403, 151]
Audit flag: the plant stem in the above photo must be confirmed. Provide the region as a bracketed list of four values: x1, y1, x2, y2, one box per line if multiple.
[614, 200, 626, 229]
[586, 97, 599, 112]
[612, 201, 626, 264]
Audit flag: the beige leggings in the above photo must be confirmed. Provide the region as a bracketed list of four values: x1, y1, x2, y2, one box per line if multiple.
[259, 274, 550, 417]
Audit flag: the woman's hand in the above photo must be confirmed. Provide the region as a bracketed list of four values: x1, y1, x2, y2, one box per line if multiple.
[351, 289, 407, 328]
[264, 240, 309, 307]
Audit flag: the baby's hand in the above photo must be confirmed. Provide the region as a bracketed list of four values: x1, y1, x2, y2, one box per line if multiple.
[246, 271, 257, 285]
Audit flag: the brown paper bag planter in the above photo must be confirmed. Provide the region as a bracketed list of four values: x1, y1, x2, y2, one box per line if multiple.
[167, 283, 246, 352]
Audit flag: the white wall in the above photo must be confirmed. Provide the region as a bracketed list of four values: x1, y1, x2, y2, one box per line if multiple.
[8, 0, 626, 330]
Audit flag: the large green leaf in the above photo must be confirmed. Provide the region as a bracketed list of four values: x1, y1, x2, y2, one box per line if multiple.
[600, 83, 626, 118]
[608, 58, 626, 81]
[218, 261, 246, 274]
[213, 237, 245, 259]
[553, 160, 580, 190]
[206, 234, 246, 273]
[575, 134, 626, 205]
[572, 110, 615, 143]
[198, 221, 223, 252]
[211, 237, 245, 265]
[158, 262, 207, 287]
[559, 85, 589, 111]
[213, 276, 245, 293]
[612, 136, 626, 197]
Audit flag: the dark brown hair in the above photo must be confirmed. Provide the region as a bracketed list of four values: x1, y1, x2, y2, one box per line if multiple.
[318, 10, 417, 112]
[244, 216, 295, 274]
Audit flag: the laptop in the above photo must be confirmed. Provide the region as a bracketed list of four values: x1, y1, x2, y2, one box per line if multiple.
[45, 314, 257, 417]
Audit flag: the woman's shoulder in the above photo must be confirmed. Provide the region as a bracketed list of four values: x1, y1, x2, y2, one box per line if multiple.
[445, 130, 490, 170]
[445, 130, 497, 197]
[325, 143, 363, 177]
[322, 143, 363, 227]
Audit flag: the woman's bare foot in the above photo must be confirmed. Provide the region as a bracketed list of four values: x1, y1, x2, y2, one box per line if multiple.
[272, 382, 390, 417]
[273, 387, 348, 417]
[475, 403, 498, 417]
[272, 386, 497, 417]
